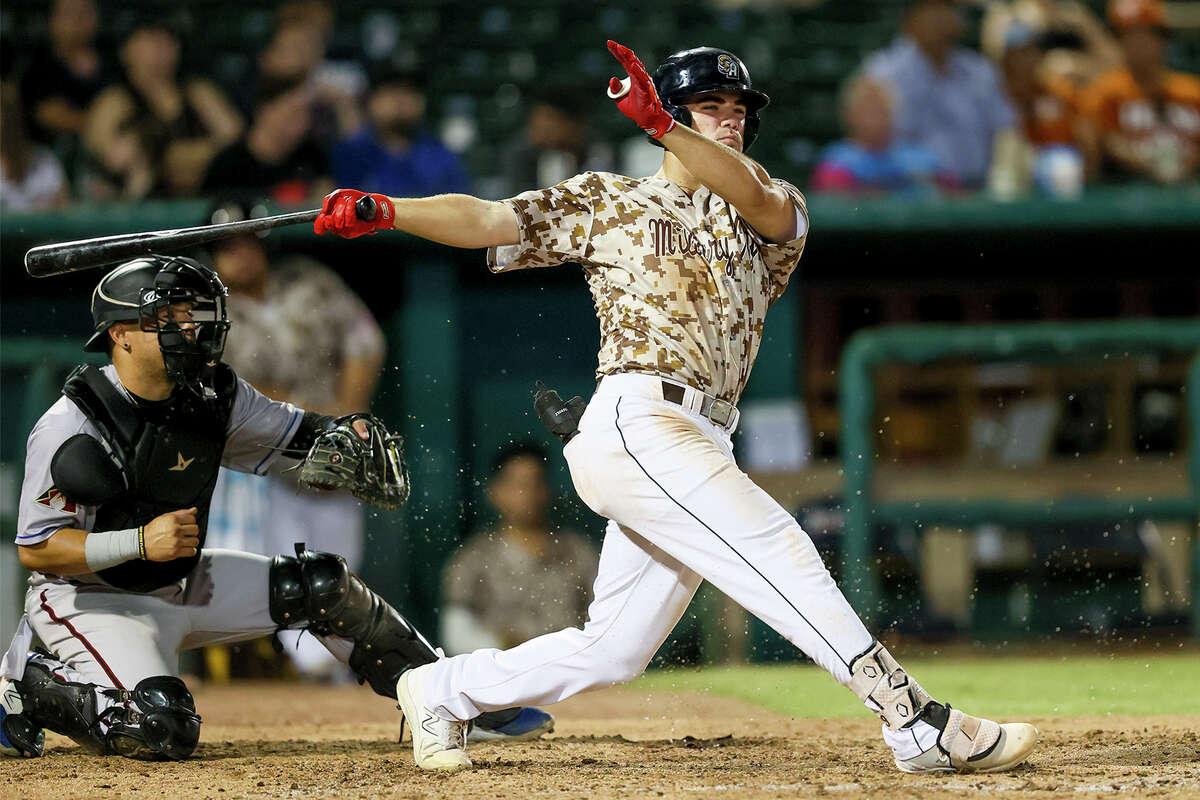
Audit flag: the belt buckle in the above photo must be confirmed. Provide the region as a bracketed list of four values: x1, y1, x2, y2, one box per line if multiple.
[706, 398, 734, 428]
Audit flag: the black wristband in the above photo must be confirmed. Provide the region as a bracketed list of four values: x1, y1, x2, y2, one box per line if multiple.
[281, 411, 337, 458]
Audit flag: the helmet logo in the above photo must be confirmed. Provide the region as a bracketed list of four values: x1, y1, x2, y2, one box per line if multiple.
[717, 54, 738, 79]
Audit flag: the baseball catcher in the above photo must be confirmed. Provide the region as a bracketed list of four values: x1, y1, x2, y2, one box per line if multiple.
[0, 255, 551, 760]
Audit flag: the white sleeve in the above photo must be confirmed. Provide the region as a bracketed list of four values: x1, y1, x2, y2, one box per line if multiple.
[16, 400, 96, 546]
[222, 377, 303, 475]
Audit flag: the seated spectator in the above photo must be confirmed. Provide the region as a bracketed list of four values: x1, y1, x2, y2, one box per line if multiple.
[331, 70, 467, 197]
[864, 0, 1017, 189]
[811, 74, 951, 195]
[1002, 23, 1081, 149]
[440, 442, 598, 655]
[499, 87, 614, 196]
[994, 21, 1087, 197]
[19, 0, 110, 149]
[83, 21, 243, 199]
[1, 85, 69, 210]
[203, 81, 332, 203]
[1078, 0, 1200, 185]
[238, 14, 362, 147]
[982, 0, 1122, 86]
[205, 196, 385, 681]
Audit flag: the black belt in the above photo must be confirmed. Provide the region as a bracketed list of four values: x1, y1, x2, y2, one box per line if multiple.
[660, 381, 739, 430]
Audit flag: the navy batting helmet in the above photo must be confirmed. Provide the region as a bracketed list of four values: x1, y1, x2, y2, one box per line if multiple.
[652, 46, 770, 152]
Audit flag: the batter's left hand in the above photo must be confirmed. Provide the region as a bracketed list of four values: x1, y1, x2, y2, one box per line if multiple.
[314, 189, 394, 238]
[606, 40, 675, 139]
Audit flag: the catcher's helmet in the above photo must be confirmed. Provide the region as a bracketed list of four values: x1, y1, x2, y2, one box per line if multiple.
[84, 255, 230, 396]
[652, 46, 770, 152]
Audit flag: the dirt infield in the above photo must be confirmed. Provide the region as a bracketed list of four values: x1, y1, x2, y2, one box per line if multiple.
[5, 681, 1198, 799]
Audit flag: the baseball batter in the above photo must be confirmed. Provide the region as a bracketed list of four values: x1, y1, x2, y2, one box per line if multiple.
[316, 41, 1039, 774]
[0, 255, 550, 760]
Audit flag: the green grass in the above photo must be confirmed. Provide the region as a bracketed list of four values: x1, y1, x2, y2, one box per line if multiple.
[633, 652, 1200, 719]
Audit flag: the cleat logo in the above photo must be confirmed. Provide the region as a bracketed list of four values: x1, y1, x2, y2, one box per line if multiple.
[2, 683, 23, 714]
[168, 452, 195, 472]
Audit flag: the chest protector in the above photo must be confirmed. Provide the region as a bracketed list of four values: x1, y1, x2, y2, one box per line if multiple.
[55, 365, 236, 592]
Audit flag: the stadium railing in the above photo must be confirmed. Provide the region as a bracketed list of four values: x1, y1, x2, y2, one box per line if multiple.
[837, 320, 1200, 636]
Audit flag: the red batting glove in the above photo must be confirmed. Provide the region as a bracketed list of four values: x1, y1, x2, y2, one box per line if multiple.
[606, 40, 676, 139]
[313, 189, 394, 238]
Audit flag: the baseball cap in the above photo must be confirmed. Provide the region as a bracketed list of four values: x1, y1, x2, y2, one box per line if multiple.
[1107, 0, 1167, 31]
[1003, 21, 1041, 51]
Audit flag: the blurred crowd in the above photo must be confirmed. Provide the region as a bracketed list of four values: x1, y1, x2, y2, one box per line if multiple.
[3, 0, 1197, 213]
[812, 0, 1200, 197]
[0, 0, 474, 211]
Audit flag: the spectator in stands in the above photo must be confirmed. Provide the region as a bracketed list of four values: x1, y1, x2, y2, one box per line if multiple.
[238, 16, 362, 148]
[205, 196, 386, 681]
[19, 0, 110, 149]
[1078, 0, 1200, 185]
[1, 84, 69, 210]
[203, 80, 332, 203]
[440, 442, 598, 655]
[994, 21, 1087, 197]
[982, 0, 1122, 86]
[499, 87, 614, 197]
[331, 70, 467, 197]
[864, 0, 1017, 189]
[83, 21, 243, 199]
[810, 73, 952, 195]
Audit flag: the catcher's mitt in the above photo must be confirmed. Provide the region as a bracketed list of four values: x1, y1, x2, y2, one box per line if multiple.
[296, 413, 411, 510]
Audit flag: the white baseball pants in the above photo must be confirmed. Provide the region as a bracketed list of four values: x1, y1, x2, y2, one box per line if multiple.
[426, 373, 875, 721]
[16, 550, 351, 689]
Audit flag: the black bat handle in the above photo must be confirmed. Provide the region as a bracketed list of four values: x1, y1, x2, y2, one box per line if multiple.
[355, 194, 378, 222]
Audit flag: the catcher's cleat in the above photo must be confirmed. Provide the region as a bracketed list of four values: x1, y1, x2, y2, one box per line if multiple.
[895, 703, 1038, 774]
[1, 676, 45, 758]
[468, 706, 555, 743]
[396, 664, 471, 772]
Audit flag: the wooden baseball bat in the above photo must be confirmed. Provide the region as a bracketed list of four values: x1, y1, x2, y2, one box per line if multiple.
[24, 195, 378, 278]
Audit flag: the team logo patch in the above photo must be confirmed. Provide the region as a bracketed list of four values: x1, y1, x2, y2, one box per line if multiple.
[168, 452, 196, 472]
[716, 54, 738, 79]
[34, 487, 77, 513]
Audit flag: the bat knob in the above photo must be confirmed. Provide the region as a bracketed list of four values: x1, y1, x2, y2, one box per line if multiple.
[355, 195, 378, 222]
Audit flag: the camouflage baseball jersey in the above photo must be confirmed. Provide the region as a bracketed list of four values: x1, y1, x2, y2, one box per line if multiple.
[488, 171, 808, 403]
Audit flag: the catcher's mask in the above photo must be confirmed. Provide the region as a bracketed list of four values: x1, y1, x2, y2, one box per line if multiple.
[651, 46, 770, 152]
[84, 255, 230, 397]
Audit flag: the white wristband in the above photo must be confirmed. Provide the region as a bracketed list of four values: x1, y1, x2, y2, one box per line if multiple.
[84, 527, 144, 572]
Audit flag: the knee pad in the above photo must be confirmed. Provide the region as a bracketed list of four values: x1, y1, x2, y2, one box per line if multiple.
[107, 677, 201, 761]
[268, 546, 439, 699]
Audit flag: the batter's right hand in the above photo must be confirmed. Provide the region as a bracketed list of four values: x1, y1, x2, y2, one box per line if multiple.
[606, 40, 675, 139]
[143, 507, 200, 562]
[314, 189, 395, 238]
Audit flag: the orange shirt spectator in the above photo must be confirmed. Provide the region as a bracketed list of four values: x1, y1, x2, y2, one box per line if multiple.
[1002, 24, 1082, 148]
[1024, 74, 1080, 146]
[1078, 0, 1200, 183]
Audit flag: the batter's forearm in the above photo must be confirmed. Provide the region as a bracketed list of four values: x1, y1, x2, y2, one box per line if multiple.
[659, 125, 774, 212]
[386, 194, 521, 249]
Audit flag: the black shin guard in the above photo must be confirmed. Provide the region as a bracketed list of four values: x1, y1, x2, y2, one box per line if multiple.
[105, 677, 201, 760]
[15, 658, 200, 760]
[270, 547, 439, 699]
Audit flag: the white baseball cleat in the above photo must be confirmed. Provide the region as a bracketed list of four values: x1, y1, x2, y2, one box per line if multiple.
[896, 705, 1039, 774]
[396, 664, 471, 772]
